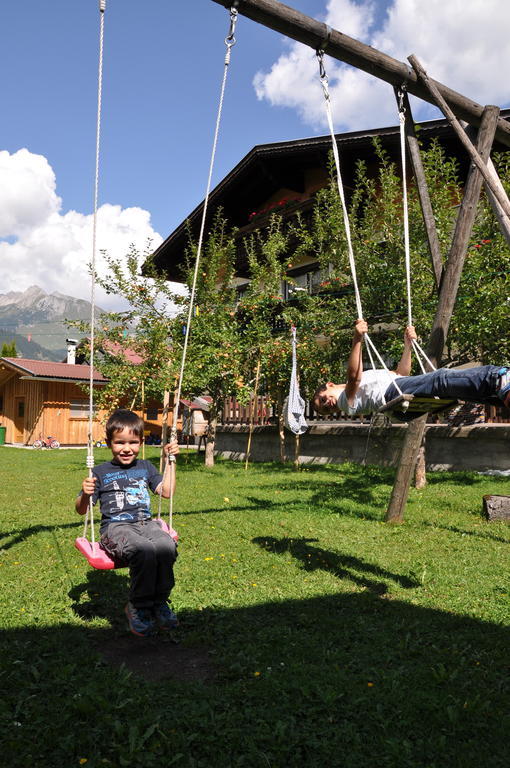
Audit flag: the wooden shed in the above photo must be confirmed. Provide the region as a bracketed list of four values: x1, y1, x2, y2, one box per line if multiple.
[0, 357, 107, 446]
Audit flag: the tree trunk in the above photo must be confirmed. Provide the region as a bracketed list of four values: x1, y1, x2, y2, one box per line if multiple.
[277, 389, 286, 463]
[294, 433, 300, 469]
[205, 400, 219, 468]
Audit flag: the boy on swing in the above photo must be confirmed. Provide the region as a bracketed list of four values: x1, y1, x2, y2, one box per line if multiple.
[313, 319, 510, 417]
[76, 409, 179, 637]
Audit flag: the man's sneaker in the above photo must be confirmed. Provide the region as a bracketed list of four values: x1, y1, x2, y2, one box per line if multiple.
[125, 602, 156, 637]
[497, 368, 510, 407]
[154, 602, 179, 630]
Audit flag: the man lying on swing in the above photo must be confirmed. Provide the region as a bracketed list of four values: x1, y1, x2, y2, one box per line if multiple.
[313, 319, 510, 418]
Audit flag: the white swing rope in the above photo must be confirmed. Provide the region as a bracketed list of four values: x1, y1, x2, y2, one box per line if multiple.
[316, 51, 403, 401]
[160, 7, 239, 531]
[83, 0, 107, 545]
[396, 86, 436, 374]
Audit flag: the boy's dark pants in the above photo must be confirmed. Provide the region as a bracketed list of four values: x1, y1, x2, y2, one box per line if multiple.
[101, 521, 177, 609]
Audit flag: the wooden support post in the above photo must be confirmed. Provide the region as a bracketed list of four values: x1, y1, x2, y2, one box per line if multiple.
[427, 105, 500, 364]
[211, 0, 510, 147]
[385, 105, 500, 523]
[395, 87, 442, 288]
[386, 413, 428, 523]
[414, 443, 426, 489]
[462, 123, 510, 246]
[408, 56, 510, 218]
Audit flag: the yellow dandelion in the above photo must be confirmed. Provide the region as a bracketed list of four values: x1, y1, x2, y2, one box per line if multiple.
[252, 583, 257, 587]
[367, 682, 374, 687]
[79, 760, 88, 765]
[223, 497, 230, 502]
[204, 557, 214, 561]
[254, 671, 261, 677]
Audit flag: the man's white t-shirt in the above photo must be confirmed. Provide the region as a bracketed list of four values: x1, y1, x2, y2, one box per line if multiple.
[337, 369, 399, 416]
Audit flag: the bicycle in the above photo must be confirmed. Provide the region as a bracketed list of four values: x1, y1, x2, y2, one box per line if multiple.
[32, 435, 60, 449]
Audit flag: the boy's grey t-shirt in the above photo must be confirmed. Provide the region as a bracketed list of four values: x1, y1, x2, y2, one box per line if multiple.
[87, 459, 163, 531]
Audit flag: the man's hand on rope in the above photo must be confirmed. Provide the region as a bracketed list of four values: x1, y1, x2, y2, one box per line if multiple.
[404, 325, 418, 346]
[354, 318, 368, 340]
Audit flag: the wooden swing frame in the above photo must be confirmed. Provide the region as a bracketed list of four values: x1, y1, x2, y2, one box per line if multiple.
[211, 0, 510, 522]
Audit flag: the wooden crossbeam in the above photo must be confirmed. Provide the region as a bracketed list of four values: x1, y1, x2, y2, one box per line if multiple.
[211, 0, 510, 147]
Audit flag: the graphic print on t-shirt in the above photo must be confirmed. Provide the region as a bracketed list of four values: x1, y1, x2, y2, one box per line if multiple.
[92, 461, 161, 527]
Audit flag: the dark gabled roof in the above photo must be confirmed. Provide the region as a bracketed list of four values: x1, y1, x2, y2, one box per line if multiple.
[0, 357, 107, 383]
[150, 110, 510, 282]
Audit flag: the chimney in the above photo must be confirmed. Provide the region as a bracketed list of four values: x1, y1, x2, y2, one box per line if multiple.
[66, 338, 78, 365]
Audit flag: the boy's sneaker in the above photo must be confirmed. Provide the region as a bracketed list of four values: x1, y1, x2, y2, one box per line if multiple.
[154, 602, 179, 630]
[125, 602, 156, 637]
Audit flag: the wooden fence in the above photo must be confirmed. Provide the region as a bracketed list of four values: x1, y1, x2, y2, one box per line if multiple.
[220, 395, 510, 426]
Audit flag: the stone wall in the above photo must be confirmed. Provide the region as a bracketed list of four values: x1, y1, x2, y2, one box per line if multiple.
[214, 423, 510, 473]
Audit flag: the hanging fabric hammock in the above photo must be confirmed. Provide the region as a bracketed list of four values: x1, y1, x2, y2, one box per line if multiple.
[284, 326, 308, 435]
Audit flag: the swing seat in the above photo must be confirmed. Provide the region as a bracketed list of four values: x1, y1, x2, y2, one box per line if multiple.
[74, 538, 119, 569]
[379, 394, 458, 420]
[75, 519, 179, 570]
[156, 519, 179, 541]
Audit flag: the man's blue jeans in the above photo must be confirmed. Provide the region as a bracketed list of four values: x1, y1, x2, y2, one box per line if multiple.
[384, 364, 505, 406]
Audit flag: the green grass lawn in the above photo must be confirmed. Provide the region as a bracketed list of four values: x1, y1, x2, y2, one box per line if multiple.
[1, 446, 509, 767]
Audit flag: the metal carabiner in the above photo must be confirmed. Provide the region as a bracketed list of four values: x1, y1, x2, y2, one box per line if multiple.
[225, 7, 238, 47]
[316, 49, 328, 83]
[397, 83, 407, 116]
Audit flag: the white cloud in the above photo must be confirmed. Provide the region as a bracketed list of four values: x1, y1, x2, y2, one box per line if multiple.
[0, 149, 165, 311]
[254, 0, 510, 132]
[0, 149, 60, 236]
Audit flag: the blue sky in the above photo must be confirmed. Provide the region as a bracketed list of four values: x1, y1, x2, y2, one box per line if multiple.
[1, 0, 509, 309]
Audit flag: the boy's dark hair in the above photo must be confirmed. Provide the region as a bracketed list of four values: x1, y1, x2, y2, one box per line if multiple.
[106, 409, 145, 443]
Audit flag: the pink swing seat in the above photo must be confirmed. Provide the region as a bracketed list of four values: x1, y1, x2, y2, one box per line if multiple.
[75, 519, 179, 570]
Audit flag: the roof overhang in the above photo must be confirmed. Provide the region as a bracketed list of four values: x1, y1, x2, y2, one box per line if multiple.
[148, 110, 510, 283]
[19, 375, 107, 385]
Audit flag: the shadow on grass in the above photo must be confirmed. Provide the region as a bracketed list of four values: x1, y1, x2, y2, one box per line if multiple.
[0, 520, 82, 552]
[1, 588, 509, 767]
[252, 536, 420, 592]
[419, 519, 510, 545]
[423, 471, 488, 487]
[68, 568, 129, 625]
